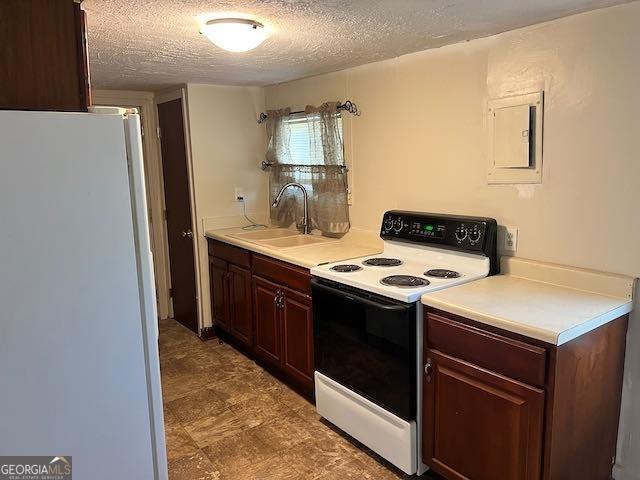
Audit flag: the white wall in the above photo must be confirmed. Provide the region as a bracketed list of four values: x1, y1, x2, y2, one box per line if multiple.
[265, 3, 640, 478]
[184, 84, 268, 330]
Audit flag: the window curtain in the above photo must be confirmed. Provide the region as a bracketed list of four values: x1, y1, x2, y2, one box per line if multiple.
[267, 102, 350, 236]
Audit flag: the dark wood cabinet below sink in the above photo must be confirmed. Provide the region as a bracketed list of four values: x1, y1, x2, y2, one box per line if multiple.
[207, 239, 315, 396]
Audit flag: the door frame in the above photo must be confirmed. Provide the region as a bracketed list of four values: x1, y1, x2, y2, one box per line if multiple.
[92, 89, 172, 320]
[155, 87, 203, 333]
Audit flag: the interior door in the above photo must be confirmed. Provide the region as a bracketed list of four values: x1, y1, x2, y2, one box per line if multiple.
[228, 264, 253, 346]
[252, 276, 281, 367]
[423, 349, 544, 480]
[157, 98, 198, 333]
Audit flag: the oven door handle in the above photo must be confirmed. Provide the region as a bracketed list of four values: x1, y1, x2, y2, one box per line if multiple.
[311, 278, 410, 312]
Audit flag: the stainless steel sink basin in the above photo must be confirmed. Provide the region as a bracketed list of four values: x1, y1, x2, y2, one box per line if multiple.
[257, 235, 334, 249]
[228, 228, 298, 241]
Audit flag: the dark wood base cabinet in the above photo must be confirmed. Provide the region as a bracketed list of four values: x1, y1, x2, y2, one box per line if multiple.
[208, 251, 252, 346]
[208, 239, 314, 397]
[422, 308, 628, 480]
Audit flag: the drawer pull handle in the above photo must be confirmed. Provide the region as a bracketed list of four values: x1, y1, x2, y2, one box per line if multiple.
[274, 290, 285, 308]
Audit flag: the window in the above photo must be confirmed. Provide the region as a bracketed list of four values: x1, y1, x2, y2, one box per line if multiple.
[280, 113, 345, 196]
[285, 113, 344, 166]
[266, 106, 350, 235]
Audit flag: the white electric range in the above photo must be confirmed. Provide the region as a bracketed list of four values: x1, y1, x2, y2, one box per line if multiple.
[310, 211, 498, 476]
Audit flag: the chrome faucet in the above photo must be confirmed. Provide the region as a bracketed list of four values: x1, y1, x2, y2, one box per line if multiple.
[271, 182, 310, 234]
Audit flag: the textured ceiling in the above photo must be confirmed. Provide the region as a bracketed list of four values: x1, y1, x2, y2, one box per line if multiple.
[84, 0, 630, 90]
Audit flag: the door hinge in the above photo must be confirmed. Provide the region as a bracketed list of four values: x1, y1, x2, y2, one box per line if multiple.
[169, 287, 174, 298]
[156, 127, 162, 139]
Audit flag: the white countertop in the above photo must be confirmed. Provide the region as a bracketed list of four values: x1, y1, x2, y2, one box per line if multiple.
[421, 257, 635, 345]
[205, 227, 383, 270]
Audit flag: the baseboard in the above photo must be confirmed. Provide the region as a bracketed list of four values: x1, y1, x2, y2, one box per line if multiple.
[613, 464, 640, 480]
[199, 326, 217, 341]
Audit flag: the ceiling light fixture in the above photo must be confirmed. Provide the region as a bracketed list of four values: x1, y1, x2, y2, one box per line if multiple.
[200, 18, 268, 52]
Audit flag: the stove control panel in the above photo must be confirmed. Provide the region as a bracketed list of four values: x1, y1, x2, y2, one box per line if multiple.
[380, 211, 499, 273]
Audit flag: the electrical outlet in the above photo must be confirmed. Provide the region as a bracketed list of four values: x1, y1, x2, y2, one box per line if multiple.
[234, 187, 244, 202]
[503, 225, 518, 252]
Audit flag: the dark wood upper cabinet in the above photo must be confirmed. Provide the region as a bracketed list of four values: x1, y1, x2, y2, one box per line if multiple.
[0, 0, 91, 111]
[423, 349, 544, 480]
[228, 264, 253, 346]
[252, 276, 281, 367]
[281, 286, 314, 386]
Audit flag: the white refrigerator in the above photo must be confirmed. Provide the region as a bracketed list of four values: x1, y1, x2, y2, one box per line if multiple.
[0, 110, 168, 479]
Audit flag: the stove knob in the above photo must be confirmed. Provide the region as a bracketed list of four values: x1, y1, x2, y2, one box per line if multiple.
[383, 217, 394, 232]
[393, 218, 404, 233]
[455, 225, 467, 242]
[468, 226, 481, 243]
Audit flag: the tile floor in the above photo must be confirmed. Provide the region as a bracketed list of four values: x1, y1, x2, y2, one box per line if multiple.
[160, 318, 437, 480]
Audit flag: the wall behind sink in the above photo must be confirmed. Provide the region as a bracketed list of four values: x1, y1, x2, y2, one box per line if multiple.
[264, 2, 640, 478]
[184, 84, 268, 333]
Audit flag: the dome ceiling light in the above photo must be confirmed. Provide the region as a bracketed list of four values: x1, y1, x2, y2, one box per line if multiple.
[200, 18, 269, 52]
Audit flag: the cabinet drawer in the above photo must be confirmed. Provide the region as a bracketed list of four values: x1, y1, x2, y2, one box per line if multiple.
[252, 255, 311, 295]
[207, 239, 251, 268]
[426, 310, 547, 387]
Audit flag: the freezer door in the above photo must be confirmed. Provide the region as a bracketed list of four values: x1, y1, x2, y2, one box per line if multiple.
[0, 111, 163, 479]
[123, 113, 168, 479]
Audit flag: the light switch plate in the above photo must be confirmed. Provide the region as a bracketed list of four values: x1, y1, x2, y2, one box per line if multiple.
[234, 187, 244, 201]
[503, 225, 518, 252]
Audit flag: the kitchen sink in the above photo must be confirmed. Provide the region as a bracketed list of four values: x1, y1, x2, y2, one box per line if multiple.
[227, 228, 336, 249]
[257, 235, 335, 249]
[228, 228, 298, 241]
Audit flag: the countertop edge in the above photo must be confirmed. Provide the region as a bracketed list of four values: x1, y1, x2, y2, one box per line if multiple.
[422, 293, 633, 346]
[555, 302, 632, 345]
[204, 229, 383, 270]
[205, 231, 317, 269]
[421, 297, 560, 344]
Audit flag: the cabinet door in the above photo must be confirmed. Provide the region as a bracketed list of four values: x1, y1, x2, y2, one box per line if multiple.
[252, 276, 281, 367]
[0, 0, 90, 111]
[209, 257, 229, 331]
[423, 349, 544, 480]
[228, 264, 253, 346]
[281, 287, 314, 387]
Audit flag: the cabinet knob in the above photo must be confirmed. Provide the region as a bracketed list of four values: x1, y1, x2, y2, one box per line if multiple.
[424, 358, 433, 383]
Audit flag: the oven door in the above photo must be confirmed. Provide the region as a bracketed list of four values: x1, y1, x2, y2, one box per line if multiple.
[312, 278, 416, 420]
